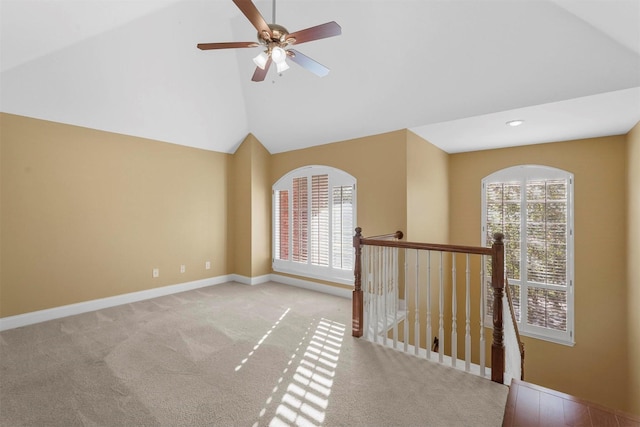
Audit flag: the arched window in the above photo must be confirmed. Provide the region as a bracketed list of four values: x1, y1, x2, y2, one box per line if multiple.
[273, 165, 356, 284]
[482, 165, 574, 345]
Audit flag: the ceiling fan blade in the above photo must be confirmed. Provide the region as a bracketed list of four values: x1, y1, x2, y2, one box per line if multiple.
[233, 0, 272, 40]
[251, 57, 272, 82]
[287, 49, 330, 77]
[287, 21, 341, 45]
[197, 41, 259, 50]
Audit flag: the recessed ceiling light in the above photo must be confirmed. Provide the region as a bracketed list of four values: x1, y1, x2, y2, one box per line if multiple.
[506, 120, 524, 127]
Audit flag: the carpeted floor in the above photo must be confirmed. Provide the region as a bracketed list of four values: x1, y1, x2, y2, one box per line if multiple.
[0, 281, 508, 426]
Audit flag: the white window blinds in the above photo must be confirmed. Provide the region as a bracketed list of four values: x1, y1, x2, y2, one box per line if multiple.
[311, 174, 329, 267]
[273, 166, 357, 285]
[274, 190, 289, 261]
[482, 165, 574, 345]
[332, 185, 354, 270]
[292, 177, 308, 264]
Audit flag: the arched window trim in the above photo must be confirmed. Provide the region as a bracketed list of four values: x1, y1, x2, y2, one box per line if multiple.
[273, 165, 357, 285]
[482, 165, 575, 346]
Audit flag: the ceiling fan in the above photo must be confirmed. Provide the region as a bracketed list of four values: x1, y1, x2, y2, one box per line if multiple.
[197, 0, 341, 82]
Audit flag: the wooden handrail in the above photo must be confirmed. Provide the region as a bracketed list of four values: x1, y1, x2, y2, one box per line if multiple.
[360, 238, 493, 256]
[364, 231, 404, 240]
[505, 277, 525, 380]
[352, 227, 506, 384]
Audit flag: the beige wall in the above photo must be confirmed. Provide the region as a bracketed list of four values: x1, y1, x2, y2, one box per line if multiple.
[230, 136, 253, 278]
[627, 121, 640, 415]
[450, 136, 630, 413]
[229, 135, 272, 279]
[0, 113, 231, 317]
[249, 136, 272, 278]
[406, 130, 449, 243]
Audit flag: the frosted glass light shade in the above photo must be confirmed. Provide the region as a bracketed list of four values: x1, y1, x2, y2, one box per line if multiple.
[271, 47, 286, 64]
[253, 52, 269, 69]
[276, 61, 290, 73]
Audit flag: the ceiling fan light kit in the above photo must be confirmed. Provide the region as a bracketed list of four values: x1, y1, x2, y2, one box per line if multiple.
[253, 51, 269, 69]
[197, 0, 341, 82]
[275, 60, 290, 74]
[271, 47, 286, 62]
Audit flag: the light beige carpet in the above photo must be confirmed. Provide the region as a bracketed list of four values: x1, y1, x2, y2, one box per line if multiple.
[0, 281, 508, 426]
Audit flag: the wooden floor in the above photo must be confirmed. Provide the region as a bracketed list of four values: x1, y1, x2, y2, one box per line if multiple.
[503, 379, 640, 427]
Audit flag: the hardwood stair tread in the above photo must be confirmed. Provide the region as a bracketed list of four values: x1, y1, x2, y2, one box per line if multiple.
[503, 379, 640, 427]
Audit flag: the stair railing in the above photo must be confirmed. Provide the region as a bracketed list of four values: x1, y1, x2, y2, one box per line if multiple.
[352, 227, 510, 384]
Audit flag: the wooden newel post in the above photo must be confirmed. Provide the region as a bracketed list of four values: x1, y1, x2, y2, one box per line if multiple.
[352, 227, 364, 337]
[491, 232, 505, 383]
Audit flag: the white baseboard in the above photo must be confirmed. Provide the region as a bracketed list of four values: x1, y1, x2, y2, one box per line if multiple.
[270, 274, 352, 299]
[229, 273, 352, 299]
[0, 276, 232, 332]
[230, 274, 272, 286]
[0, 273, 353, 331]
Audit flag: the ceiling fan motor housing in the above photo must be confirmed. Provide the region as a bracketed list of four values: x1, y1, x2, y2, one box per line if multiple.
[260, 23, 292, 45]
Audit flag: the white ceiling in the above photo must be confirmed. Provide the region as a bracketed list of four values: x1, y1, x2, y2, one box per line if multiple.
[1, 0, 639, 154]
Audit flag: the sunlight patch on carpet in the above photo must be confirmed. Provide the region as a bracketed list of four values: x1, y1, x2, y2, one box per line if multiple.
[235, 308, 291, 372]
[252, 318, 345, 427]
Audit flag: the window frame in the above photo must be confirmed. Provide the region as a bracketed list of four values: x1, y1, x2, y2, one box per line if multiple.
[482, 165, 575, 346]
[272, 165, 356, 285]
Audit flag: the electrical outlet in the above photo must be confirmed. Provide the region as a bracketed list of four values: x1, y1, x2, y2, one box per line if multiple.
[205, 261, 211, 270]
[180, 265, 186, 273]
[152, 268, 159, 278]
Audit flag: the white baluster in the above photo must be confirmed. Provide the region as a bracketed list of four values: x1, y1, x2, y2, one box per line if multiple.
[363, 245, 369, 340]
[377, 246, 382, 345]
[415, 250, 420, 356]
[480, 255, 486, 377]
[451, 254, 457, 368]
[426, 251, 432, 360]
[439, 252, 444, 364]
[465, 254, 471, 372]
[389, 248, 399, 348]
[373, 247, 380, 343]
[395, 247, 400, 350]
[382, 247, 388, 347]
[403, 250, 409, 353]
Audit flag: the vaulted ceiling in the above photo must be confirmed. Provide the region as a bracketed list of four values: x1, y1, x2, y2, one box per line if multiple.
[1, 0, 639, 154]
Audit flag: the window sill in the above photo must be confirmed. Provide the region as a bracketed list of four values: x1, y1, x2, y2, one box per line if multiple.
[272, 263, 354, 287]
[518, 330, 575, 347]
[484, 321, 575, 347]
